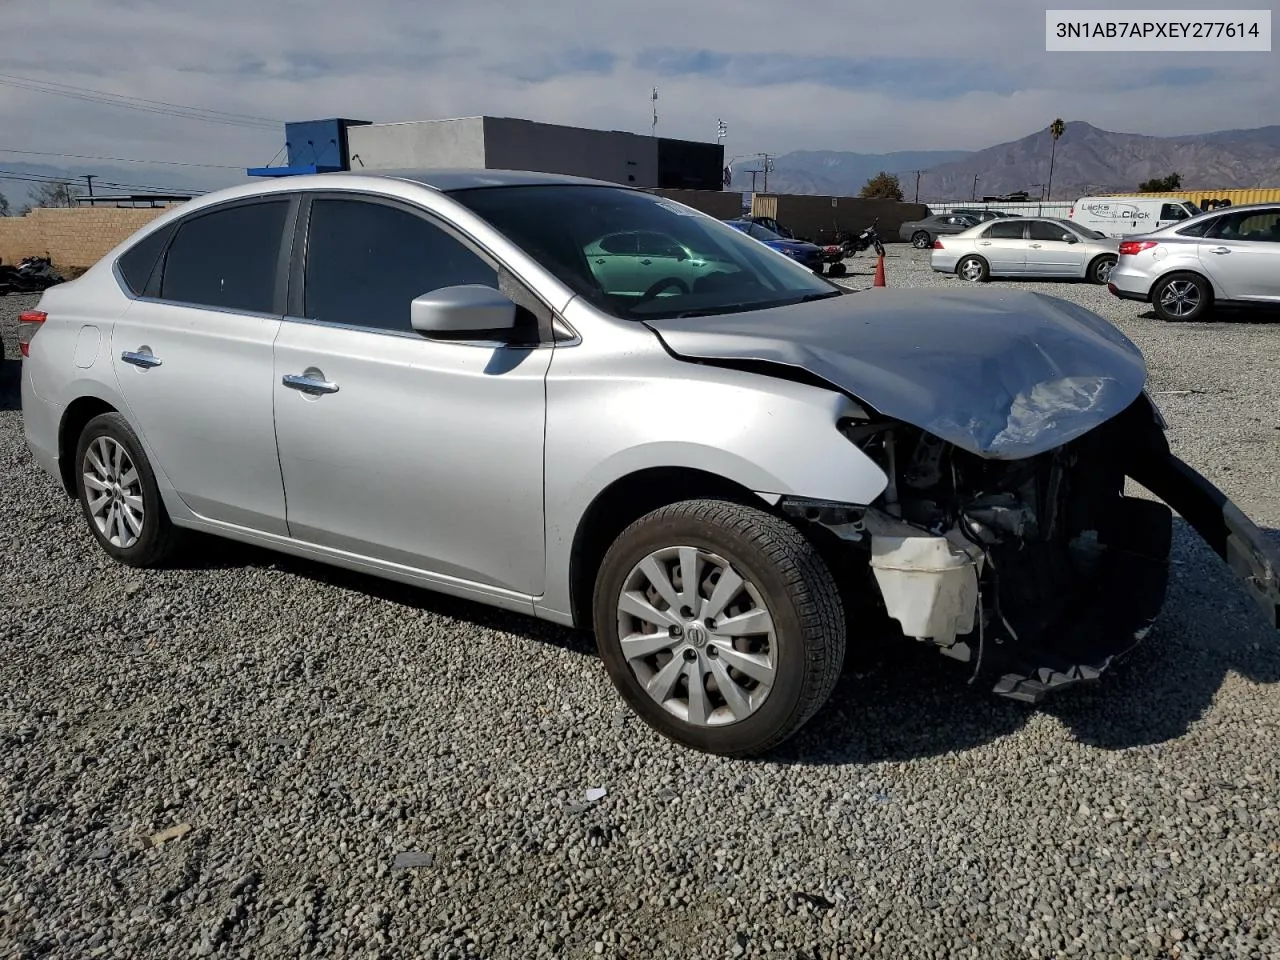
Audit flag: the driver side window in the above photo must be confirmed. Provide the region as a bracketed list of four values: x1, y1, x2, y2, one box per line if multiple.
[302, 197, 498, 333]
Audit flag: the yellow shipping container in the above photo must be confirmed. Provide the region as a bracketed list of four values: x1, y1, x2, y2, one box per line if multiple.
[1098, 187, 1280, 205]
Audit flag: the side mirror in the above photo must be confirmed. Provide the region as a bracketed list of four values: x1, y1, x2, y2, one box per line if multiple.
[410, 284, 518, 337]
[1062, 233, 1078, 243]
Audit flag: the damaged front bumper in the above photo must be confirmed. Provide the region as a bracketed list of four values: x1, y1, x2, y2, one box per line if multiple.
[782, 405, 1280, 703]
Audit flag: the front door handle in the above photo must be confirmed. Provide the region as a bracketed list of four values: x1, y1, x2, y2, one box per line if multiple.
[282, 373, 339, 395]
[1209, 246, 1231, 254]
[121, 350, 162, 368]
[640, 259, 652, 265]
[595, 258, 605, 264]
[1029, 243, 1043, 249]
[978, 241, 992, 246]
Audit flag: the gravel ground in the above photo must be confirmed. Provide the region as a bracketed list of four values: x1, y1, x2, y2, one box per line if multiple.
[2, 252, 1279, 960]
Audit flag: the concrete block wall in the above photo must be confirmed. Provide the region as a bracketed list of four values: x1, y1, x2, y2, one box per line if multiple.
[0, 206, 175, 270]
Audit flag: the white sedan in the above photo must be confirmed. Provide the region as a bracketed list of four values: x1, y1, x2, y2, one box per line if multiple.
[931, 217, 1120, 284]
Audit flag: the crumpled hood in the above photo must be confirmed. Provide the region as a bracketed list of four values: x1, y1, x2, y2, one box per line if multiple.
[644, 287, 1149, 460]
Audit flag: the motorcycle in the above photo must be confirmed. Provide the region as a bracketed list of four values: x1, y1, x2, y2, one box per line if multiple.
[0, 255, 64, 295]
[841, 218, 886, 259]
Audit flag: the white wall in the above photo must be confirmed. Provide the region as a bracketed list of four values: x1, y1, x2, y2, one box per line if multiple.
[345, 118, 487, 170]
[928, 200, 1075, 218]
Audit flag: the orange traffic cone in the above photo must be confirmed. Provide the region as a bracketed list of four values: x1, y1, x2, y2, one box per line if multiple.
[873, 254, 886, 287]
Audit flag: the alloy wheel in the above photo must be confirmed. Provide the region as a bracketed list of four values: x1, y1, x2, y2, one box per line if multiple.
[82, 436, 145, 548]
[1160, 279, 1200, 317]
[616, 546, 777, 726]
[960, 258, 985, 281]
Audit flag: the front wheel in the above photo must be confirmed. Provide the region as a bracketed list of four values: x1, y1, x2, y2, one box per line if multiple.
[592, 499, 846, 757]
[74, 412, 181, 567]
[911, 231, 931, 249]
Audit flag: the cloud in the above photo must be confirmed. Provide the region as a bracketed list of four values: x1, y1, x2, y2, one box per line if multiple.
[0, 0, 1274, 198]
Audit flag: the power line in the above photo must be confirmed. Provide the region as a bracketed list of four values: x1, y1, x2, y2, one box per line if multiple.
[0, 147, 243, 170]
[0, 73, 282, 130]
[0, 169, 207, 196]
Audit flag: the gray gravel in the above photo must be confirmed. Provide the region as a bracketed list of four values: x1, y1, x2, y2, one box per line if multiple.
[2, 254, 1279, 959]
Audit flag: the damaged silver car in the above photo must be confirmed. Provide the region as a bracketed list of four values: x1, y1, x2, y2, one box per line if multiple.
[20, 170, 1280, 757]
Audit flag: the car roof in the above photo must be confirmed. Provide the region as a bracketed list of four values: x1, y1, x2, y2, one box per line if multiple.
[340, 168, 623, 191]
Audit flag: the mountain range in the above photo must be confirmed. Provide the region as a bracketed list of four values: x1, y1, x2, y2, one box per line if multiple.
[752, 121, 1280, 201]
[4, 120, 1280, 211]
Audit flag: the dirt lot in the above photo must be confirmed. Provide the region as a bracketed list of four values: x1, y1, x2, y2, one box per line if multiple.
[2, 250, 1278, 959]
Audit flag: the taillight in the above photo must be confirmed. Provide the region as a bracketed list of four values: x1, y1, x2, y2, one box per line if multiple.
[1118, 240, 1158, 256]
[933, 240, 944, 249]
[17, 310, 47, 358]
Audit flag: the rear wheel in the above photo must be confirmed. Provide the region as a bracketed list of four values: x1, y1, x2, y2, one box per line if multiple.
[911, 231, 931, 249]
[1089, 255, 1117, 284]
[1151, 273, 1211, 322]
[957, 255, 989, 282]
[592, 499, 846, 757]
[74, 412, 180, 567]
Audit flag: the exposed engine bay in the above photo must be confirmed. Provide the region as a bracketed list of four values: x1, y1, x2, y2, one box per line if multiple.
[783, 395, 1177, 702]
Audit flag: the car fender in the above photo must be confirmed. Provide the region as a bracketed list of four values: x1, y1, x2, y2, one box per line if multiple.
[539, 323, 889, 622]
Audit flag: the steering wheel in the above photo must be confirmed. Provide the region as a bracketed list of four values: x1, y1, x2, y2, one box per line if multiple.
[637, 276, 690, 303]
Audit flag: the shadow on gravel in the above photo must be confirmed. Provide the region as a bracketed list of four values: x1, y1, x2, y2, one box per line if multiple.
[0, 355, 21, 411]
[1136, 306, 1280, 324]
[171, 532, 598, 657]
[765, 519, 1280, 767]
[174, 518, 1279, 765]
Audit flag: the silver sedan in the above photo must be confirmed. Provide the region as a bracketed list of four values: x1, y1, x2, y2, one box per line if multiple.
[1108, 202, 1280, 322]
[18, 170, 1280, 757]
[931, 217, 1120, 284]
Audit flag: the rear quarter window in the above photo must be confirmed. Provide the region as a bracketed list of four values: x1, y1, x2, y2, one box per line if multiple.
[117, 222, 177, 296]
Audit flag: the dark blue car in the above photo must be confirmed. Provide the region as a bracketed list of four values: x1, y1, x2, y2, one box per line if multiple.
[723, 219, 826, 273]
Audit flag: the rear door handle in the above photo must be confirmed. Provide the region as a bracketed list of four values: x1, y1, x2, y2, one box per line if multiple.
[282, 374, 339, 395]
[1030, 243, 1043, 248]
[977, 241, 992, 246]
[1209, 246, 1231, 254]
[121, 350, 162, 368]
[640, 259, 652, 265]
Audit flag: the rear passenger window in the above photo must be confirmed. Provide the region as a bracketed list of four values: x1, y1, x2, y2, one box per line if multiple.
[159, 201, 289, 313]
[984, 221, 1025, 240]
[303, 198, 498, 332]
[117, 222, 177, 296]
[1160, 203, 1189, 221]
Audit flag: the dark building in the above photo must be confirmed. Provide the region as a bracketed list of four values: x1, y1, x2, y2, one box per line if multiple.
[249, 116, 725, 191]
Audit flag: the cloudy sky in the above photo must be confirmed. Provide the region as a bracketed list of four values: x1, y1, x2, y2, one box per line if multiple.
[0, 0, 1276, 194]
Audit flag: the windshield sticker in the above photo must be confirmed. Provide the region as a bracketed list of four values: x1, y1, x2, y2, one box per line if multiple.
[654, 199, 702, 217]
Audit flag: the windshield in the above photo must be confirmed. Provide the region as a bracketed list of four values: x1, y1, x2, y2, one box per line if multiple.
[448, 185, 839, 320]
[729, 220, 785, 242]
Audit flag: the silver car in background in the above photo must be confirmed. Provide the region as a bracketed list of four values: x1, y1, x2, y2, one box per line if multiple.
[1108, 202, 1280, 322]
[931, 217, 1120, 284]
[18, 170, 1280, 758]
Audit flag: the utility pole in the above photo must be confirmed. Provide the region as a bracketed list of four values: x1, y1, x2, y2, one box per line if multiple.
[651, 87, 658, 138]
[716, 118, 727, 143]
[83, 174, 96, 202]
[1046, 118, 1065, 202]
[747, 169, 761, 192]
[914, 170, 921, 203]
[972, 174, 980, 202]
[757, 153, 774, 193]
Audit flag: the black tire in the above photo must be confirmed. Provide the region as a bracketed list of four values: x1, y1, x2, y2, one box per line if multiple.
[956, 255, 989, 282]
[828, 263, 847, 277]
[812, 263, 824, 275]
[74, 412, 181, 567]
[592, 499, 846, 757]
[911, 231, 931, 249]
[1089, 255, 1117, 285]
[1151, 272, 1211, 322]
